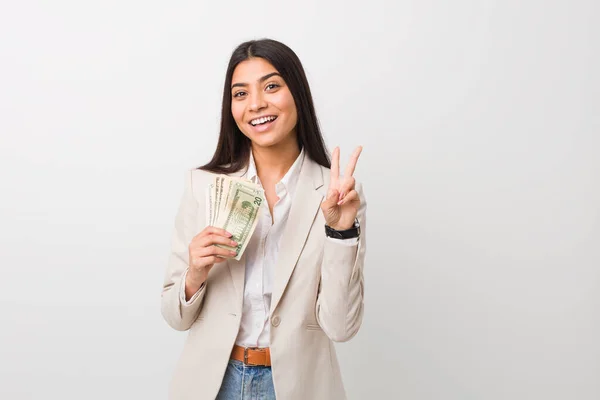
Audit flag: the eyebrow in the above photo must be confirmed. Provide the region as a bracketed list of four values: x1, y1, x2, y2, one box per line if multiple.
[231, 72, 282, 89]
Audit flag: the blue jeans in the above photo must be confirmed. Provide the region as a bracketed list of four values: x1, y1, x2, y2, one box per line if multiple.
[215, 359, 276, 400]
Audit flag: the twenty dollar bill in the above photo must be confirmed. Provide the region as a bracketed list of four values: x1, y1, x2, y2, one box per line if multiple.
[207, 175, 264, 260]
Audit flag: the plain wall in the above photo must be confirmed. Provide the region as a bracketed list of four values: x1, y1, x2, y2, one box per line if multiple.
[1, 0, 598, 399]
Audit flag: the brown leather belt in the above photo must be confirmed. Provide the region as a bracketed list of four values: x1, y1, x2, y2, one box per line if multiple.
[230, 344, 271, 366]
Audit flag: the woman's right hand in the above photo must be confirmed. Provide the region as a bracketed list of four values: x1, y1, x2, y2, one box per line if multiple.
[185, 226, 237, 299]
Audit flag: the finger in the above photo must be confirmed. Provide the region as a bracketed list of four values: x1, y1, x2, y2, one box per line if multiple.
[198, 226, 233, 238]
[198, 245, 237, 258]
[330, 147, 340, 185]
[338, 189, 359, 205]
[344, 146, 363, 177]
[338, 176, 356, 200]
[321, 188, 339, 211]
[197, 234, 238, 248]
[192, 228, 231, 246]
[194, 255, 220, 267]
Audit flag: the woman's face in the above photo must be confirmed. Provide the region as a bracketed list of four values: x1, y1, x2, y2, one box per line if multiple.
[230, 57, 298, 150]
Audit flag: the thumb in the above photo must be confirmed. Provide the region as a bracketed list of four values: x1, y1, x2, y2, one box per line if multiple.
[321, 189, 339, 210]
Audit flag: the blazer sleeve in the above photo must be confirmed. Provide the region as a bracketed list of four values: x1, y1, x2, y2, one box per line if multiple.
[315, 182, 367, 342]
[160, 169, 207, 331]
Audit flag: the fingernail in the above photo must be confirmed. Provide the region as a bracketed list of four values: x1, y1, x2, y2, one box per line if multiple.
[231, 241, 238, 246]
[230, 250, 237, 255]
[226, 232, 233, 237]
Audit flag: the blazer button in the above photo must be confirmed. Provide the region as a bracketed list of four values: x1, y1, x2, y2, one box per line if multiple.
[271, 316, 281, 327]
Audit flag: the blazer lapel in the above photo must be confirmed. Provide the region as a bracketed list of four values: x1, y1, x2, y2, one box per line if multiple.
[270, 157, 324, 315]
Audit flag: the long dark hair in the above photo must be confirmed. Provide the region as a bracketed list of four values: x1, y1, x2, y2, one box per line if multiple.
[199, 38, 331, 173]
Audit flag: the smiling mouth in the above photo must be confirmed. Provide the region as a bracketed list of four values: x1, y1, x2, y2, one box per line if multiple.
[250, 115, 278, 126]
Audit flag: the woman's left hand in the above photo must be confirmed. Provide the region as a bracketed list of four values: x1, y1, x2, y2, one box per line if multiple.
[320, 146, 362, 231]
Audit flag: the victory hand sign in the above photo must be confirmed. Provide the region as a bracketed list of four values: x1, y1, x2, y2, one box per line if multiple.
[320, 146, 363, 231]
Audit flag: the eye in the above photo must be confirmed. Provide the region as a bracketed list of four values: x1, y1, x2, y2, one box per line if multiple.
[265, 83, 280, 91]
[233, 91, 247, 98]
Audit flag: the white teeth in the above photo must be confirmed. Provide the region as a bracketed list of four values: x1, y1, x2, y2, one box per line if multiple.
[250, 116, 276, 126]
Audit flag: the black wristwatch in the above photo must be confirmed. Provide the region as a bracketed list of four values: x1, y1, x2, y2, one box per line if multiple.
[325, 219, 360, 239]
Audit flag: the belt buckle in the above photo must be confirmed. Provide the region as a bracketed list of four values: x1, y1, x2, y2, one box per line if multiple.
[244, 347, 249, 365]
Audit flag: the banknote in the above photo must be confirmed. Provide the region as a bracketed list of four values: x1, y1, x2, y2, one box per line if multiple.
[206, 183, 214, 225]
[207, 175, 264, 260]
[214, 176, 224, 226]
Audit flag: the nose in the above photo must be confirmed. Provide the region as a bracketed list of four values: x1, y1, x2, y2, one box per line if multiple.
[249, 90, 267, 112]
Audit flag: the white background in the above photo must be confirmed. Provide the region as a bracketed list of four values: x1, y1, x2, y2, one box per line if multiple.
[1, 1, 598, 399]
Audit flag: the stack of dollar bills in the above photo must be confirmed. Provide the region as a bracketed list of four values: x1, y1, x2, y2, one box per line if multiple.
[206, 175, 265, 260]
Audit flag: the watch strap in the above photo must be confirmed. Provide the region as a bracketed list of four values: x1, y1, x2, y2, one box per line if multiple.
[325, 219, 360, 239]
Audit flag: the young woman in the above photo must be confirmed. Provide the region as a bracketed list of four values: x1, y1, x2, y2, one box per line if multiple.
[161, 38, 367, 400]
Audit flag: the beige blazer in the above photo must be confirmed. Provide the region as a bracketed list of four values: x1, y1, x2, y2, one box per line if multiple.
[161, 155, 367, 400]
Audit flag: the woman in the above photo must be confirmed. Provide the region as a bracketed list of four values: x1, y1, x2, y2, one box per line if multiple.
[161, 38, 367, 400]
